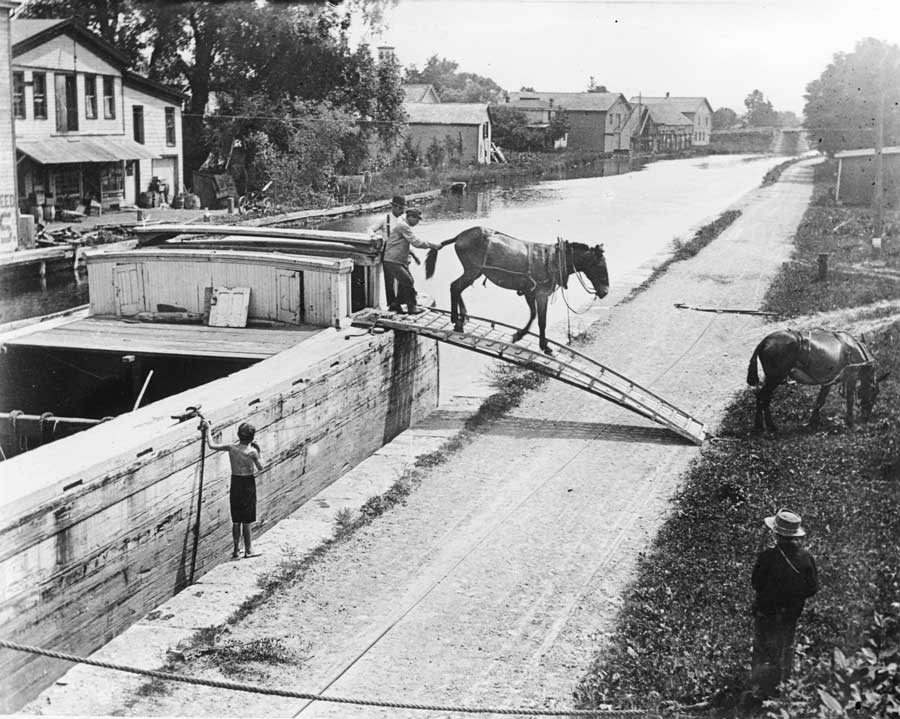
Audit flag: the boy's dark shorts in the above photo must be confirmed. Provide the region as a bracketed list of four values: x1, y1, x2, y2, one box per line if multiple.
[230, 475, 257, 523]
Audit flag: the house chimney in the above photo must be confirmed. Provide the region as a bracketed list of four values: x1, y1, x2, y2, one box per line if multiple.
[665, 91, 670, 99]
[549, 98, 554, 107]
[377, 46, 396, 64]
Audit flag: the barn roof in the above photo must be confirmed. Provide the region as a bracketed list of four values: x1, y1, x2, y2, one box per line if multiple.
[630, 96, 712, 115]
[505, 91, 627, 112]
[835, 146, 900, 158]
[403, 84, 439, 103]
[404, 102, 489, 125]
[645, 103, 694, 126]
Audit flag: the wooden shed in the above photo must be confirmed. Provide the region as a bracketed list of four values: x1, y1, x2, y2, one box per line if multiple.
[835, 146, 900, 206]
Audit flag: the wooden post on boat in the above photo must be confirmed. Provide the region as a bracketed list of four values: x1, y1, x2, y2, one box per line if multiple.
[170, 405, 207, 586]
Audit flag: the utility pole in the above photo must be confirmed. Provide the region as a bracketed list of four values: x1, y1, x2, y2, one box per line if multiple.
[872, 49, 886, 253]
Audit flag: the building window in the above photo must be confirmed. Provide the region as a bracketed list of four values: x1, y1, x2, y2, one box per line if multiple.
[165, 107, 176, 146]
[85, 74, 97, 119]
[133, 106, 144, 144]
[33, 72, 47, 119]
[55, 74, 78, 132]
[13, 72, 25, 119]
[103, 76, 115, 119]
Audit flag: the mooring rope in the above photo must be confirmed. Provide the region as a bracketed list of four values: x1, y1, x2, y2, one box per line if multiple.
[0, 640, 645, 717]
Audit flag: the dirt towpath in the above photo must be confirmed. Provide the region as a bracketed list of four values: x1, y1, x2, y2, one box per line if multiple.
[97, 160, 817, 718]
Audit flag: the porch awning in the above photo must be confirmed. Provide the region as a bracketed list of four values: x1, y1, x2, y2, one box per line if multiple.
[16, 136, 160, 164]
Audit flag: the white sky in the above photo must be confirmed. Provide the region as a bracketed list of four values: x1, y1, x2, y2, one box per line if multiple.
[353, 0, 900, 115]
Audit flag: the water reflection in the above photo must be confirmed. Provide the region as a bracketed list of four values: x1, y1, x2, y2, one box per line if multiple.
[0, 273, 88, 324]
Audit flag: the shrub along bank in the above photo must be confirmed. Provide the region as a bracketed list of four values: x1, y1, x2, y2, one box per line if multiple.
[574, 160, 900, 717]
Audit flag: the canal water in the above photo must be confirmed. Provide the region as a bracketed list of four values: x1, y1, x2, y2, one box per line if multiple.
[324, 153, 786, 400]
[0, 153, 786, 402]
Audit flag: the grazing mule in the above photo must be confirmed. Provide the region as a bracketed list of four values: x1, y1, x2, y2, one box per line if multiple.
[424, 226, 609, 354]
[746, 328, 889, 432]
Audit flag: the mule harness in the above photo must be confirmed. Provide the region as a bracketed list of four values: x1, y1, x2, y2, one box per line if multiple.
[794, 329, 874, 387]
[479, 233, 574, 295]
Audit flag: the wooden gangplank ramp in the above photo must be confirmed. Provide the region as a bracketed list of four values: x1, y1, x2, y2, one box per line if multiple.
[352, 307, 707, 445]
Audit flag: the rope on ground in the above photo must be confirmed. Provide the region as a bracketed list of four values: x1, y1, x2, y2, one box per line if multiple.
[0, 640, 645, 717]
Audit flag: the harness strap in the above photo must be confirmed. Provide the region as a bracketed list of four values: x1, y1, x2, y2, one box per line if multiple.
[777, 544, 802, 575]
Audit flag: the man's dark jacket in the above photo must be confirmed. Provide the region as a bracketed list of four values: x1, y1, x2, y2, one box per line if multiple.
[752, 542, 818, 620]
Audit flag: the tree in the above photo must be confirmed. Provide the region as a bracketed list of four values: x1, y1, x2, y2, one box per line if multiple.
[712, 107, 738, 130]
[489, 105, 530, 150]
[743, 89, 778, 127]
[804, 37, 900, 155]
[775, 110, 800, 128]
[404, 55, 504, 103]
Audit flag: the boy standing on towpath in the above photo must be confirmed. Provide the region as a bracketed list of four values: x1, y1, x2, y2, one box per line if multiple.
[200, 420, 264, 558]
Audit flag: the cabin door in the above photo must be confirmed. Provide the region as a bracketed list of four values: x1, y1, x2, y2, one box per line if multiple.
[275, 269, 303, 324]
[113, 263, 145, 316]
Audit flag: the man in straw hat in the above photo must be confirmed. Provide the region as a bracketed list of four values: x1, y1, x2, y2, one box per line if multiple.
[749, 508, 818, 697]
[382, 206, 440, 314]
[370, 195, 408, 308]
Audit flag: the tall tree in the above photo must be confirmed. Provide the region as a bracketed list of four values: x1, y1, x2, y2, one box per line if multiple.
[712, 107, 738, 130]
[404, 55, 504, 103]
[743, 89, 778, 127]
[804, 37, 900, 155]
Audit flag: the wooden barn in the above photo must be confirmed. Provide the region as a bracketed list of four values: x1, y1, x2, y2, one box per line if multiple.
[835, 146, 900, 207]
[403, 102, 492, 165]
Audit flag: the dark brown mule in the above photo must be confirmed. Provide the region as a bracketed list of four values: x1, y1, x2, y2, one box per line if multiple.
[424, 226, 609, 354]
[747, 328, 889, 432]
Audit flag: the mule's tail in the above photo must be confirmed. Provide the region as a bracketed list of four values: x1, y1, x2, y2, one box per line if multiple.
[747, 345, 761, 386]
[424, 236, 461, 279]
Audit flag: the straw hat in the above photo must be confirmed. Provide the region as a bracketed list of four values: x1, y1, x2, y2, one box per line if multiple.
[764, 509, 806, 537]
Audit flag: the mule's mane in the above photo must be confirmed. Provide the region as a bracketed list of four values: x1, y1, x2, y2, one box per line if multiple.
[568, 241, 591, 252]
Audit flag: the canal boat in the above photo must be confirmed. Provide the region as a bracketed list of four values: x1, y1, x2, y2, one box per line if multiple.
[0, 226, 440, 711]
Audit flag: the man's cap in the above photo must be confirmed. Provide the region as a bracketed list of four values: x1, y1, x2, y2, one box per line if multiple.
[406, 207, 422, 219]
[764, 509, 806, 537]
[391, 195, 406, 208]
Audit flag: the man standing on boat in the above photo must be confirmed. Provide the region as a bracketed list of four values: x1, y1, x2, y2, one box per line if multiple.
[383, 207, 440, 315]
[370, 195, 407, 309]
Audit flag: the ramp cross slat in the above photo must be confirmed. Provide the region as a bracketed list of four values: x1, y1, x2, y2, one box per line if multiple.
[351, 309, 706, 444]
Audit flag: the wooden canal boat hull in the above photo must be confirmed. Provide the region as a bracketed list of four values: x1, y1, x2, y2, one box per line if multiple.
[0, 323, 439, 711]
[0, 240, 439, 711]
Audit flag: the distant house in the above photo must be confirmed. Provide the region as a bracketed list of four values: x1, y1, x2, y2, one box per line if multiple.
[0, 1, 18, 252]
[402, 83, 440, 104]
[835, 146, 900, 207]
[504, 91, 632, 152]
[11, 18, 185, 216]
[498, 95, 567, 150]
[403, 102, 492, 165]
[629, 102, 694, 154]
[630, 95, 713, 146]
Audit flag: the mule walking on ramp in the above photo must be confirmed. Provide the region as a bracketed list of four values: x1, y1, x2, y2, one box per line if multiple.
[424, 227, 609, 354]
[747, 328, 889, 432]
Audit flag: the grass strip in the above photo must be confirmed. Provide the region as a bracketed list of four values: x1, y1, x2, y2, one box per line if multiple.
[574, 159, 900, 717]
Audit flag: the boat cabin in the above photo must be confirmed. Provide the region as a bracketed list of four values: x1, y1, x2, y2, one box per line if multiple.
[0, 228, 382, 458]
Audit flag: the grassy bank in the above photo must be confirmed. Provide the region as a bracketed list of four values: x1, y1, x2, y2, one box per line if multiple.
[574, 160, 900, 717]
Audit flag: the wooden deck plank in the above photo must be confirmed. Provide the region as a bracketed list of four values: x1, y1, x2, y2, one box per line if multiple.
[2, 317, 321, 359]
